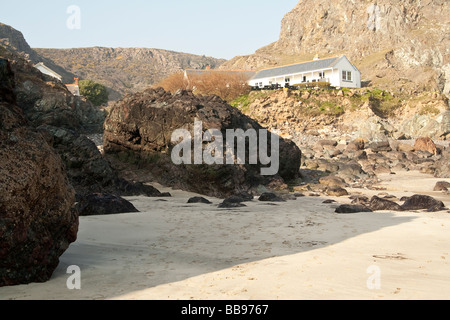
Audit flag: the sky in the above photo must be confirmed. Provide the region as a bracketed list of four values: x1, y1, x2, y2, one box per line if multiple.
[0, 0, 299, 60]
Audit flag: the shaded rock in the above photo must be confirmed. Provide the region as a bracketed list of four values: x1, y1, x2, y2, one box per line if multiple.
[233, 192, 254, 202]
[434, 181, 450, 191]
[414, 137, 437, 155]
[401, 194, 446, 212]
[1, 58, 78, 286]
[326, 187, 349, 197]
[258, 192, 286, 202]
[369, 196, 403, 211]
[335, 204, 373, 214]
[369, 141, 392, 153]
[104, 88, 301, 198]
[75, 193, 139, 216]
[350, 195, 370, 205]
[187, 197, 212, 204]
[41, 125, 169, 198]
[218, 201, 247, 208]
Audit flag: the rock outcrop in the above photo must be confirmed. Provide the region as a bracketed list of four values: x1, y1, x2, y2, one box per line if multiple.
[104, 88, 302, 198]
[0, 58, 78, 286]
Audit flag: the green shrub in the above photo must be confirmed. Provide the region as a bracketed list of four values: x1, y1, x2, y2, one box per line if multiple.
[79, 80, 109, 106]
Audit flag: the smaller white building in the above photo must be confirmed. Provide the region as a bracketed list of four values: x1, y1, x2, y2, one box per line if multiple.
[33, 62, 62, 82]
[249, 55, 361, 89]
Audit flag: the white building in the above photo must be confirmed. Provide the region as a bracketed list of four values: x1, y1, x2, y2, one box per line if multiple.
[249, 55, 361, 89]
[33, 62, 62, 82]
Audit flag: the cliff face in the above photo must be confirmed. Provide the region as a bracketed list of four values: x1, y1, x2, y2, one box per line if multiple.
[35, 47, 226, 101]
[222, 0, 450, 96]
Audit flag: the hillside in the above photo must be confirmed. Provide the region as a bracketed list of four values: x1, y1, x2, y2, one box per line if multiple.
[221, 0, 450, 98]
[0, 22, 75, 83]
[35, 47, 226, 101]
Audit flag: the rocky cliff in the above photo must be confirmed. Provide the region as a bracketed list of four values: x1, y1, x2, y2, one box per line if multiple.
[222, 0, 450, 97]
[35, 47, 226, 101]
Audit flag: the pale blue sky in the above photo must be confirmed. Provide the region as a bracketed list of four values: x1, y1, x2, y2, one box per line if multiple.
[0, 0, 299, 59]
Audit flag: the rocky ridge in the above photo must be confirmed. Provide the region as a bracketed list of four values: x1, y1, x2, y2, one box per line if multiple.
[35, 47, 226, 101]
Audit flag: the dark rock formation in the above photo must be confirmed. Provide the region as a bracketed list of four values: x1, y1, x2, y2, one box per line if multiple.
[218, 197, 247, 208]
[0, 58, 78, 286]
[187, 197, 212, 204]
[335, 204, 373, 214]
[41, 125, 169, 198]
[401, 194, 446, 212]
[75, 193, 139, 216]
[369, 196, 403, 211]
[103, 88, 302, 198]
[258, 192, 286, 202]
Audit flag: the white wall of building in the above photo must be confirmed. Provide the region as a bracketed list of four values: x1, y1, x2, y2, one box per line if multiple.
[249, 57, 361, 89]
[333, 57, 361, 89]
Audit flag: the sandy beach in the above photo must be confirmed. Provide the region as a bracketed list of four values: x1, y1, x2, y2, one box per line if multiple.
[0, 170, 449, 300]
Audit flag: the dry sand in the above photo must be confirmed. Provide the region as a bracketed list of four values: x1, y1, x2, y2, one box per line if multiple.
[0, 171, 449, 300]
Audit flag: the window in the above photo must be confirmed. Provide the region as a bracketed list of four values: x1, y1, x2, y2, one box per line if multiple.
[285, 77, 290, 83]
[342, 71, 352, 82]
[303, 76, 306, 82]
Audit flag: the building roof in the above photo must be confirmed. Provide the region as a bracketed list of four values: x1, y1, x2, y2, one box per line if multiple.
[251, 56, 346, 80]
[33, 62, 62, 81]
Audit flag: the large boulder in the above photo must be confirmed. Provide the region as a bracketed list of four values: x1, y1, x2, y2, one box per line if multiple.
[0, 58, 78, 286]
[104, 88, 302, 198]
[401, 194, 446, 212]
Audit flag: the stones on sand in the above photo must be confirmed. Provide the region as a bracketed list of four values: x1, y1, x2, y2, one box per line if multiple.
[258, 192, 286, 202]
[75, 193, 139, 216]
[326, 187, 349, 197]
[187, 197, 212, 204]
[335, 204, 373, 214]
[368, 196, 403, 211]
[400, 194, 446, 212]
[434, 181, 450, 191]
